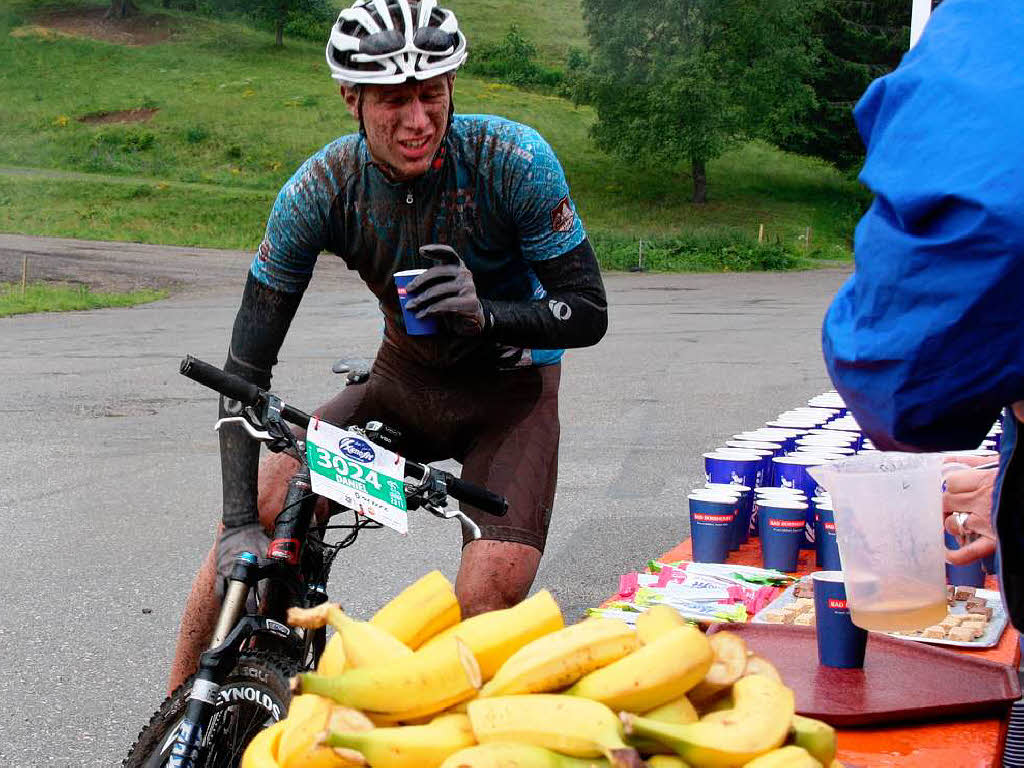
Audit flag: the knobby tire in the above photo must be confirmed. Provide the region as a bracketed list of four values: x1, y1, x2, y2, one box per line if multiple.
[123, 651, 296, 768]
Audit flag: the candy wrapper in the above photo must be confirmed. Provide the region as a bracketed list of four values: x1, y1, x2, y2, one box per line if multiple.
[591, 560, 794, 625]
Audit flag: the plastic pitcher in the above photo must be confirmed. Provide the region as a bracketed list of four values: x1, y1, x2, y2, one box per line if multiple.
[807, 452, 947, 631]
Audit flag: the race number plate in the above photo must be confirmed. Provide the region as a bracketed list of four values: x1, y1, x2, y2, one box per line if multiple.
[305, 421, 408, 534]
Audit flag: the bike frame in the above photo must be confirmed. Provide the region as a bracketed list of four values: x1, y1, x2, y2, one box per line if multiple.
[167, 463, 326, 768]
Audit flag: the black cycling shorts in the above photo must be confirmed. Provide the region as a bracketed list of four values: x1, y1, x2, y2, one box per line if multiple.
[312, 342, 560, 552]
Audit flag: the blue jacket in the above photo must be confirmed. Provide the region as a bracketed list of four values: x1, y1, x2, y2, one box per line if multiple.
[822, 0, 1024, 626]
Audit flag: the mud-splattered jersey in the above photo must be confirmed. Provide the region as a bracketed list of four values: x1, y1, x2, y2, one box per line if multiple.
[250, 114, 587, 369]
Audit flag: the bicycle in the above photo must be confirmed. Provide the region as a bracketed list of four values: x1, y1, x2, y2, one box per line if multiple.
[123, 355, 508, 768]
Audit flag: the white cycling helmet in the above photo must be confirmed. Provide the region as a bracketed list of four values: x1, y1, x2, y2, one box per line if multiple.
[326, 0, 468, 86]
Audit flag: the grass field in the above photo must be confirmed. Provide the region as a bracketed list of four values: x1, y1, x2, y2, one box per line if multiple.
[0, 281, 166, 316]
[0, 0, 867, 268]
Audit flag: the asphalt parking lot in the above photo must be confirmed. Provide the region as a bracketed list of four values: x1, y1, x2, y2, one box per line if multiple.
[0, 234, 850, 765]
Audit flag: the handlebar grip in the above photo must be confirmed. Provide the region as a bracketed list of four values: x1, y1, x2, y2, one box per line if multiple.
[180, 355, 262, 407]
[447, 476, 509, 517]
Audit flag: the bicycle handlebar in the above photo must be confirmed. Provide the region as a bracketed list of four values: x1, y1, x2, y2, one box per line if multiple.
[180, 355, 508, 517]
[181, 356, 261, 407]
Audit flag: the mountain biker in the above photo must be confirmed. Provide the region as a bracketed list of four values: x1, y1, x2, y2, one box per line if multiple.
[168, 0, 608, 692]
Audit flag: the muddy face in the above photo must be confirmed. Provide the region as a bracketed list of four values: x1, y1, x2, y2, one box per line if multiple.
[343, 76, 451, 182]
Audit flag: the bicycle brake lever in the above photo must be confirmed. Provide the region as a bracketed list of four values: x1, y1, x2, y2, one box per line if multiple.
[424, 504, 482, 542]
[215, 416, 274, 442]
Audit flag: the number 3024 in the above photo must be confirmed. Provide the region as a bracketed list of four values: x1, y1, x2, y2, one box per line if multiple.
[311, 447, 383, 491]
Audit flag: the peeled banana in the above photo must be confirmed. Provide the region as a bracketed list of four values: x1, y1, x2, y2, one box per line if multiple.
[419, 589, 565, 680]
[296, 636, 481, 716]
[480, 618, 639, 697]
[566, 625, 713, 712]
[468, 695, 643, 768]
[370, 570, 461, 648]
[322, 713, 476, 768]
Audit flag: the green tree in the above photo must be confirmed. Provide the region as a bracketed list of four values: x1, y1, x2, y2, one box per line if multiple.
[778, 0, 909, 169]
[580, 0, 821, 203]
[209, 0, 333, 47]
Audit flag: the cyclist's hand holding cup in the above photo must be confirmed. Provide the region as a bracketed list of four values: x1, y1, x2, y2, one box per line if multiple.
[942, 456, 998, 566]
[404, 244, 486, 336]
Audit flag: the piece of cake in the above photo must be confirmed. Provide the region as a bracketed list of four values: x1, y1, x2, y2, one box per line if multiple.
[965, 598, 988, 612]
[762, 612, 785, 624]
[948, 626, 979, 642]
[922, 625, 947, 638]
[954, 587, 977, 601]
[793, 582, 815, 599]
[947, 585, 956, 600]
[793, 613, 813, 626]
[967, 605, 994, 620]
[940, 614, 963, 628]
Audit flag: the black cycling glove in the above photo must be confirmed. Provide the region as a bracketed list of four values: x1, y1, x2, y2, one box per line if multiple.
[404, 244, 487, 336]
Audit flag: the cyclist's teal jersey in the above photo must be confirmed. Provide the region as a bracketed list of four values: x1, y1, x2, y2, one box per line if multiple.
[251, 114, 587, 369]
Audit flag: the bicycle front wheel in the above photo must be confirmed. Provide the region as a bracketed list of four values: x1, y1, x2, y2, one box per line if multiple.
[123, 651, 295, 768]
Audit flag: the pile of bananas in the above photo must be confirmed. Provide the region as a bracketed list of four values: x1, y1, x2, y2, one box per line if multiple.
[242, 571, 840, 768]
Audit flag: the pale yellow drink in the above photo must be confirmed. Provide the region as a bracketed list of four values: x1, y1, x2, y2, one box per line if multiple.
[848, 580, 947, 631]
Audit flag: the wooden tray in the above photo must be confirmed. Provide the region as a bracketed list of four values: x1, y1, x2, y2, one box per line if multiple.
[707, 623, 1021, 727]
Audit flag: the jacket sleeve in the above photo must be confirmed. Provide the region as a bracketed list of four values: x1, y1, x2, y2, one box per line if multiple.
[219, 272, 302, 527]
[822, 0, 1024, 451]
[480, 238, 608, 350]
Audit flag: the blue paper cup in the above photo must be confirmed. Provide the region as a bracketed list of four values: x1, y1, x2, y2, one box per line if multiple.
[727, 439, 785, 457]
[772, 455, 833, 548]
[795, 445, 856, 457]
[693, 488, 741, 550]
[705, 483, 752, 547]
[944, 531, 986, 587]
[741, 429, 803, 452]
[704, 451, 761, 489]
[814, 499, 842, 571]
[753, 487, 805, 537]
[688, 493, 736, 563]
[812, 571, 868, 668]
[715, 447, 773, 489]
[758, 499, 808, 572]
[395, 269, 438, 336]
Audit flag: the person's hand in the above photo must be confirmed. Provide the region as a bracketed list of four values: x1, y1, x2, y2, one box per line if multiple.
[404, 245, 486, 336]
[941, 462, 997, 566]
[215, 522, 270, 605]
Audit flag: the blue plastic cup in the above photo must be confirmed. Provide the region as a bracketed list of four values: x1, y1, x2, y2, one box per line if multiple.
[704, 451, 761, 489]
[772, 455, 833, 548]
[688, 493, 736, 563]
[758, 499, 808, 572]
[814, 498, 842, 570]
[812, 571, 868, 668]
[944, 531, 986, 587]
[705, 483, 752, 547]
[395, 269, 438, 336]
